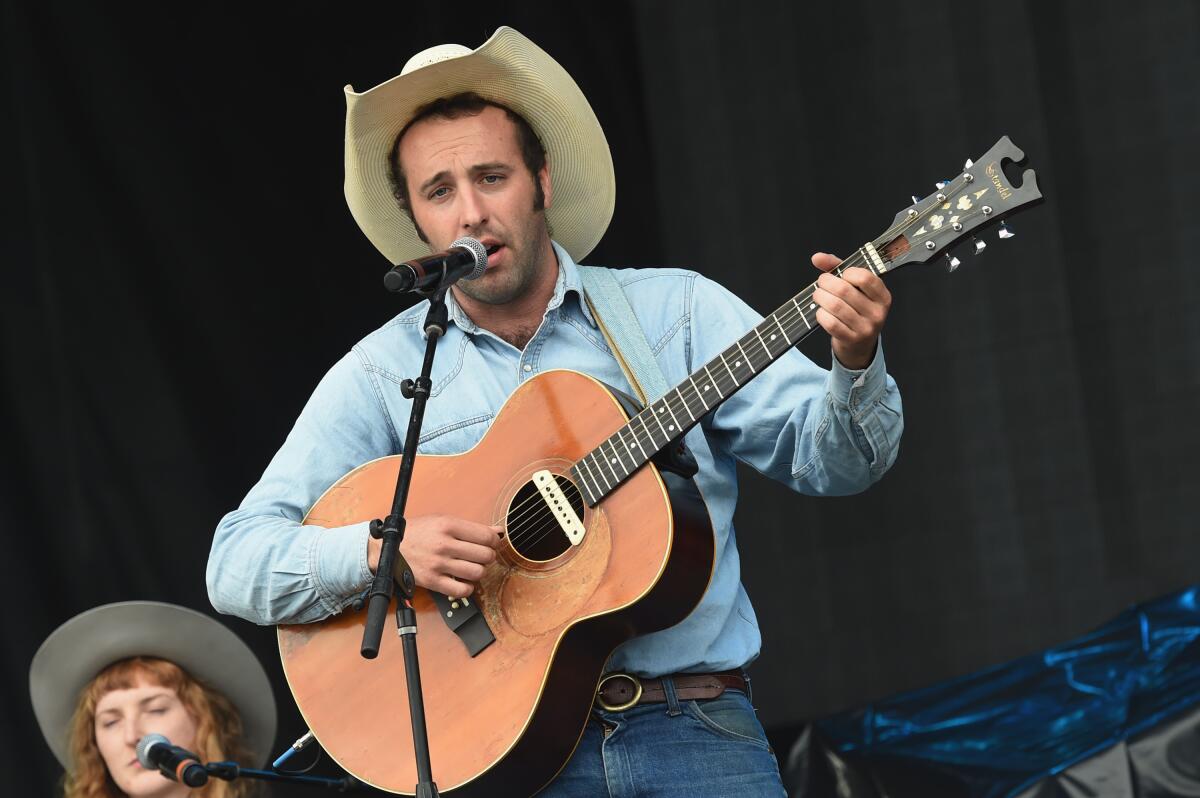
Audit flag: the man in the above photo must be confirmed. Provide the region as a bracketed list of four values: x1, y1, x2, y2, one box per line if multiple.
[208, 27, 902, 797]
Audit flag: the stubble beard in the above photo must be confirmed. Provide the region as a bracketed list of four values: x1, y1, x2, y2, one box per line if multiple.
[455, 217, 549, 306]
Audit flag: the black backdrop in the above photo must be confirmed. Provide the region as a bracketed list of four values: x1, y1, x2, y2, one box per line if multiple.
[5, 1, 1199, 794]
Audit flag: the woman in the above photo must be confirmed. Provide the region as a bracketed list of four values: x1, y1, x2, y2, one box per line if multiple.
[31, 601, 277, 797]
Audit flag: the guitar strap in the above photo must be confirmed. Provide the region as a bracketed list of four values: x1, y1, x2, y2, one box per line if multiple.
[578, 266, 670, 406]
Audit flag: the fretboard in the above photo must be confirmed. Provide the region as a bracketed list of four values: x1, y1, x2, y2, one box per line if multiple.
[571, 248, 889, 506]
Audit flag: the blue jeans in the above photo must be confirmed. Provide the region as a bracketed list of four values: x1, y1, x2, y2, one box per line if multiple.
[539, 680, 786, 797]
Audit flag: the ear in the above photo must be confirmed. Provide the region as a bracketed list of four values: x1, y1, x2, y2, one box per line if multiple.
[538, 160, 553, 211]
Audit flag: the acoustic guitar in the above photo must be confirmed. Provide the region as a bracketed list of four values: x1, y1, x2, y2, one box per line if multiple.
[278, 136, 1043, 795]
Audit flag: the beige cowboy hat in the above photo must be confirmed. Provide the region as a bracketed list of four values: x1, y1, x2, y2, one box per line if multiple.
[343, 26, 615, 266]
[30, 601, 277, 769]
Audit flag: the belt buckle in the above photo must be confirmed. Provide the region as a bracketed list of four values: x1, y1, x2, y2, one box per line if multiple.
[595, 672, 642, 712]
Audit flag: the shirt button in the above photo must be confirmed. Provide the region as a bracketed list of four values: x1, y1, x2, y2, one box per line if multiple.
[522, 364, 532, 372]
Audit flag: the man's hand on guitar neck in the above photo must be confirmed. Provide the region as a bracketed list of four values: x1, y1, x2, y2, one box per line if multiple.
[367, 515, 504, 599]
[811, 251, 893, 370]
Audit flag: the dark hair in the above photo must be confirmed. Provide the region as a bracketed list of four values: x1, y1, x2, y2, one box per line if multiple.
[387, 92, 547, 240]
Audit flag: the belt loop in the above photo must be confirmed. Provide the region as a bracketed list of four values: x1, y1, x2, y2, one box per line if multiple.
[662, 675, 682, 717]
[742, 668, 753, 704]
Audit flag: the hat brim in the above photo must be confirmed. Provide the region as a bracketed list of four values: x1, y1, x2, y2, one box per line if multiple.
[344, 26, 615, 265]
[30, 601, 277, 770]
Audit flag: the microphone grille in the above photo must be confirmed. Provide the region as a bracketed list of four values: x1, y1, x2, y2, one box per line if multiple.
[451, 237, 488, 280]
[136, 733, 170, 768]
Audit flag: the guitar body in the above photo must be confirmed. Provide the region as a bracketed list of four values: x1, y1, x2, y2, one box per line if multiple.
[278, 369, 716, 795]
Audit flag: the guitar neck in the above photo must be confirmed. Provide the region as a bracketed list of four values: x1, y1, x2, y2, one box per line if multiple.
[570, 248, 890, 507]
[570, 135, 1045, 507]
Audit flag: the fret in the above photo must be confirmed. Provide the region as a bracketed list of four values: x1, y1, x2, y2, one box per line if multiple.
[702, 364, 725, 399]
[577, 455, 606, 498]
[604, 438, 631, 478]
[734, 341, 756, 374]
[647, 401, 671, 439]
[618, 426, 645, 469]
[718, 353, 740, 387]
[659, 394, 686, 433]
[634, 412, 659, 451]
[688, 376, 710, 411]
[772, 314, 790, 344]
[595, 444, 621, 484]
[794, 297, 812, 329]
[752, 327, 772, 358]
[623, 423, 646, 456]
[571, 463, 598, 505]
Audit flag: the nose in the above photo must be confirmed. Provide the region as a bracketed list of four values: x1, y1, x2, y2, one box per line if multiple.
[458, 185, 488, 233]
[122, 716, 142, 748]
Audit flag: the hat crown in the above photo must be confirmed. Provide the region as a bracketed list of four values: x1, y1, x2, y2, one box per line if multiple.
[401, 44, 472, 76]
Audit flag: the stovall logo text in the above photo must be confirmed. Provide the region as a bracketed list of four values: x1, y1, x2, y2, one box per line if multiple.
[985, 161, 1012, 200]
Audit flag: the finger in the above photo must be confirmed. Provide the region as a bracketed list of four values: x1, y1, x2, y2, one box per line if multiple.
[439, 538, 498, 566]
[444, 519, 505, 548]
[813, 284, 873, 332]
[839, 267, 892, 305]
[815, 274, 874, 318]
[810, 252, 843, 273]
[429, 574, 474, 599]
[815, 307, 862, 341]
[441, 558, 488, 583]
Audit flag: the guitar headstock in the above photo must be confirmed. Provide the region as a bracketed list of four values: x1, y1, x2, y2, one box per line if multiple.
[875, 136, 1043, 273]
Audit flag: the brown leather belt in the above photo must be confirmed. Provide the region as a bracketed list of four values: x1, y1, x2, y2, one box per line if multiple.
[594, 670, 747, 712]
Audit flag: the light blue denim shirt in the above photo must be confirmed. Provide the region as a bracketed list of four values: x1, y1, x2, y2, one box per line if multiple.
[207, 242, 903, 675]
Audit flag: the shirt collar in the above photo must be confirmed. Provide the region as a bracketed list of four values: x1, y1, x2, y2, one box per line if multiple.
[441, 240, 597, 335]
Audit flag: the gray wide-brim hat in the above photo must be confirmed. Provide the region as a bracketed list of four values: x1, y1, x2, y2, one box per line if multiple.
[30, 601, 277, 769]
[344, 25, 615, 265]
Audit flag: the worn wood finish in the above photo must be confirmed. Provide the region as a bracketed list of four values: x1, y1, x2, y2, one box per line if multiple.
[278, 370, 716, 796]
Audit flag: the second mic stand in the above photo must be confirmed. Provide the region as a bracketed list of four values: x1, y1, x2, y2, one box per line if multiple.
[359, 289, 450, 798]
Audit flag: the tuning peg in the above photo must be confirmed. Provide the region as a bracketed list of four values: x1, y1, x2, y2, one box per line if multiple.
[964, 158, 974, 169]
[911, 195, 921, 204]
[935, 179, 952, 190]
[973, 237, 987, 255]
[944, 252, 961, 273]
[998, 221, 1015, 239]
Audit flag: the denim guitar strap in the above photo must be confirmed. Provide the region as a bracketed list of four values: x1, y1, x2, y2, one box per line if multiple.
[578, 266, 670, 406]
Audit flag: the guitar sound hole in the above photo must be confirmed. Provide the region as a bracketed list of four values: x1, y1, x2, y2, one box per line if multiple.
[506, 475, 586, 562]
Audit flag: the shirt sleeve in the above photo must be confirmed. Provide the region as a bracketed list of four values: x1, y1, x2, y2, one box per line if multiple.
[690, 273, 903, 495]
[206, 347, 400, 625]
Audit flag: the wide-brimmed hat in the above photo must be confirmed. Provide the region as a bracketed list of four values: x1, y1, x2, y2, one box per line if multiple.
[30, 601, 277, 769]
[343, 26, 615, 265]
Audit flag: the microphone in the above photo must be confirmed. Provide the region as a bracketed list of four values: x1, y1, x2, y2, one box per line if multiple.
[136, 733, 208, 787]
[383, 236, 488, 294]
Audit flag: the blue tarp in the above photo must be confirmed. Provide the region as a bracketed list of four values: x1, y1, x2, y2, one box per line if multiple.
[814, 585, 1200, 797]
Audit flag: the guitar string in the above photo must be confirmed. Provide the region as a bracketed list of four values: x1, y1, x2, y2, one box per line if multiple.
[504, 480, 584, 546]
[501, 182, 991, 550]
[578, 190, 991, 473]
[505, 480, 585, 549]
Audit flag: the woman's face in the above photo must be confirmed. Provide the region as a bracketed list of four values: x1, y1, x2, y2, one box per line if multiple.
[93, 675, 198, 797]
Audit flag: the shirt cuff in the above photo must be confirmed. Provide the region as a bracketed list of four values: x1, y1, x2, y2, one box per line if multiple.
[828, 340, 888, 413]
[309, 520, 374, 614]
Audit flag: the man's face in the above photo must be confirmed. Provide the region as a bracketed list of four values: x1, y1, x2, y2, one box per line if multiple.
[398, 105, 553, 306]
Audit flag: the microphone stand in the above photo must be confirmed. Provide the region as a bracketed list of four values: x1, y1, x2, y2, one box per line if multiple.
[358, 287, 450, 798]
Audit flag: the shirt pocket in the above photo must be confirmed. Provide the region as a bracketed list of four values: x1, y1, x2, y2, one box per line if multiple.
[417, 413, 493, 454]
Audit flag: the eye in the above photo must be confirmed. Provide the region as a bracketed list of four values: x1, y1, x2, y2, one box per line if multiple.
[481, 174, 503, 185]
[428, 186, 450, 201]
